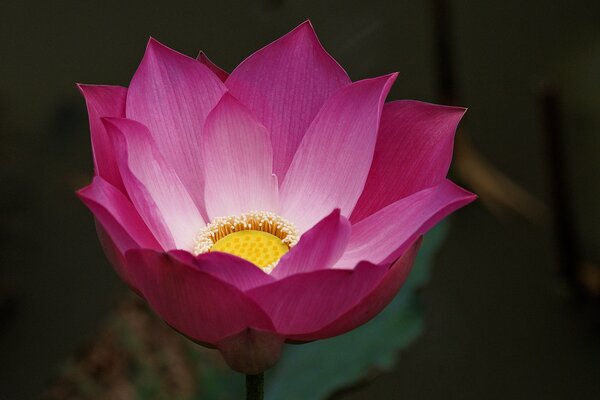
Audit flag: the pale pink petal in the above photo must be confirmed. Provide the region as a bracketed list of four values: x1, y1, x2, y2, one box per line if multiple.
[247, 261, 389, 335]
[291, 241, 420, 341]
[202, 94, 278, 219]
[126, 38, 226, 216]
[167, 250, 275, 291]
[226, 21, 351, 180]
[126, 249, 276, 345]
[197, 51, 229, 82]
[337, 180, 476, 267]
[271, 209, 350, 279]
[77, 84, 127, 192]
[103, 117, 205, 251]
[351, 100, 466, 222]
[279, 74, 397, 232]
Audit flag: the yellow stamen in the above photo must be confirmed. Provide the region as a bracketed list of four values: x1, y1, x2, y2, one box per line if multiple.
[211, 230, 289, 271]
[194, 211, 298, 273]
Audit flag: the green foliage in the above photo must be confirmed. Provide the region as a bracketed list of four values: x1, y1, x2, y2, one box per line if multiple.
[265, 222, 449, 399]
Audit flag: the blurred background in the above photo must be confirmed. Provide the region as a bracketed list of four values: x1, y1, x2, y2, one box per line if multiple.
[1, 0, 599, 399]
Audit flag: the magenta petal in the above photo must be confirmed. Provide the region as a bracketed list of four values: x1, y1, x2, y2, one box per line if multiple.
[271, 209, 351, 279]
[103, 117, 205, 251]
[167, 250, 276, 291]
[352, 100, 466, 222]
[226, 21, 351, 180]
[77, 176, 160, 253]
[197, 51, 229, 82]
[279, 74, 397, 233]
[217, 329, 284, 374]
[77, 177, 160, 289]
[126, 38, 227, 216]
[293, 241, 421, 341]
[77, 84, 127, 192]
[126, 249, 275, 345]
[338, 180, 476, 267]
[247, 261, 389, 335]
[202, 93, 278, 219]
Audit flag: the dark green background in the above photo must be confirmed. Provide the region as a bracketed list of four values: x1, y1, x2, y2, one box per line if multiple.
[1, 1, 599, 399]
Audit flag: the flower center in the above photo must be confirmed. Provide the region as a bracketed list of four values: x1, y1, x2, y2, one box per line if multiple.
[194, 211, 298, 273]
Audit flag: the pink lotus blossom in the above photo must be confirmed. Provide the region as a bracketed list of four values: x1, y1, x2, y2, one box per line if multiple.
[77, 21, 475, 374]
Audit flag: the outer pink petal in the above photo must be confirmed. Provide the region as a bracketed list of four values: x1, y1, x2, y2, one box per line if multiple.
[337, 180, 476, 267]
[126, 38, 227, 217]
[247, 261, 389, 335]
[217, 329, 284, 374]
[197, 51, 229, 82]
[271, 209, 351, 279]
[77, 177, 160, 289]
[167, 250, 275, 292]
[226, 20, 351, 180]
[279, 74, 397, 233]
[77, 84, 127, 192]
[77, 176, 160, 253]
[103, 117, 205, 251]
[291, 241, 421, 341]
[125, 249, 276, 345]
[351, 100, 466, 222]
[202, 94, 278, 219]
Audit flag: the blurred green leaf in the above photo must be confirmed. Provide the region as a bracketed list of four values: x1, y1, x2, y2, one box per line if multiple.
[265, 222, 450, 400]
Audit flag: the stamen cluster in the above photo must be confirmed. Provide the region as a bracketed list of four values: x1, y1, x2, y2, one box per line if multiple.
[194, 211, 299, 256]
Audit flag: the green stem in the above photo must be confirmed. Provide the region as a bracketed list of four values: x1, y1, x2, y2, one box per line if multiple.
[246, 373, 264, 400]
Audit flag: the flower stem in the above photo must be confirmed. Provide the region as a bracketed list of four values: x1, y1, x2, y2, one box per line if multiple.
[246, 373, 264, 400]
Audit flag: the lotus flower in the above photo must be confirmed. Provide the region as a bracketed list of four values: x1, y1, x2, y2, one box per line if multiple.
[77, 21, 475, 375]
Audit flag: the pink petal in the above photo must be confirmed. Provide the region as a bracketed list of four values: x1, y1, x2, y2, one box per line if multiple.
[292, 241, 420, 341]
[197, 51, 229, 82]
[126, 38, 227, 217]
[271, 209, 351, 279]
[202, 94, 278, 219]
[126, 249, 276, 345]
[217, 329, 284, 375]
[279, 74, 397, 233]
[167, 250, 276, 291]
[226, 21, 351, 180]
[337, 180, 476, 267]
[77, 177, 160, 290]
[77, 176, 160, 253]
[351, 100, 466, 222]
[247, 261, 389, 335]
[103, 117, 205, 251]
[77, 84, 127, 192]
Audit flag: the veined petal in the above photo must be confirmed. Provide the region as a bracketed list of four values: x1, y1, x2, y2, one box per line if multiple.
[77, 84, 127, 192]
[352, 100, 466, 222]
[103, 117, 205, 251]
[279, 74, 397, 233]
[271, 209, 351, 279]
[126, 38, 227, 217]
[202, 94, 278, 219]
[247, 261, 389, 335]
[126, 249, 275, 345]
[77, 177, 160, 289]
[197, 51, 229, 82]
[337, 180, 476, 266]
[167, 250, 275, 292]
[292, 241, 420, 341]
[226, 20, 351, 180]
